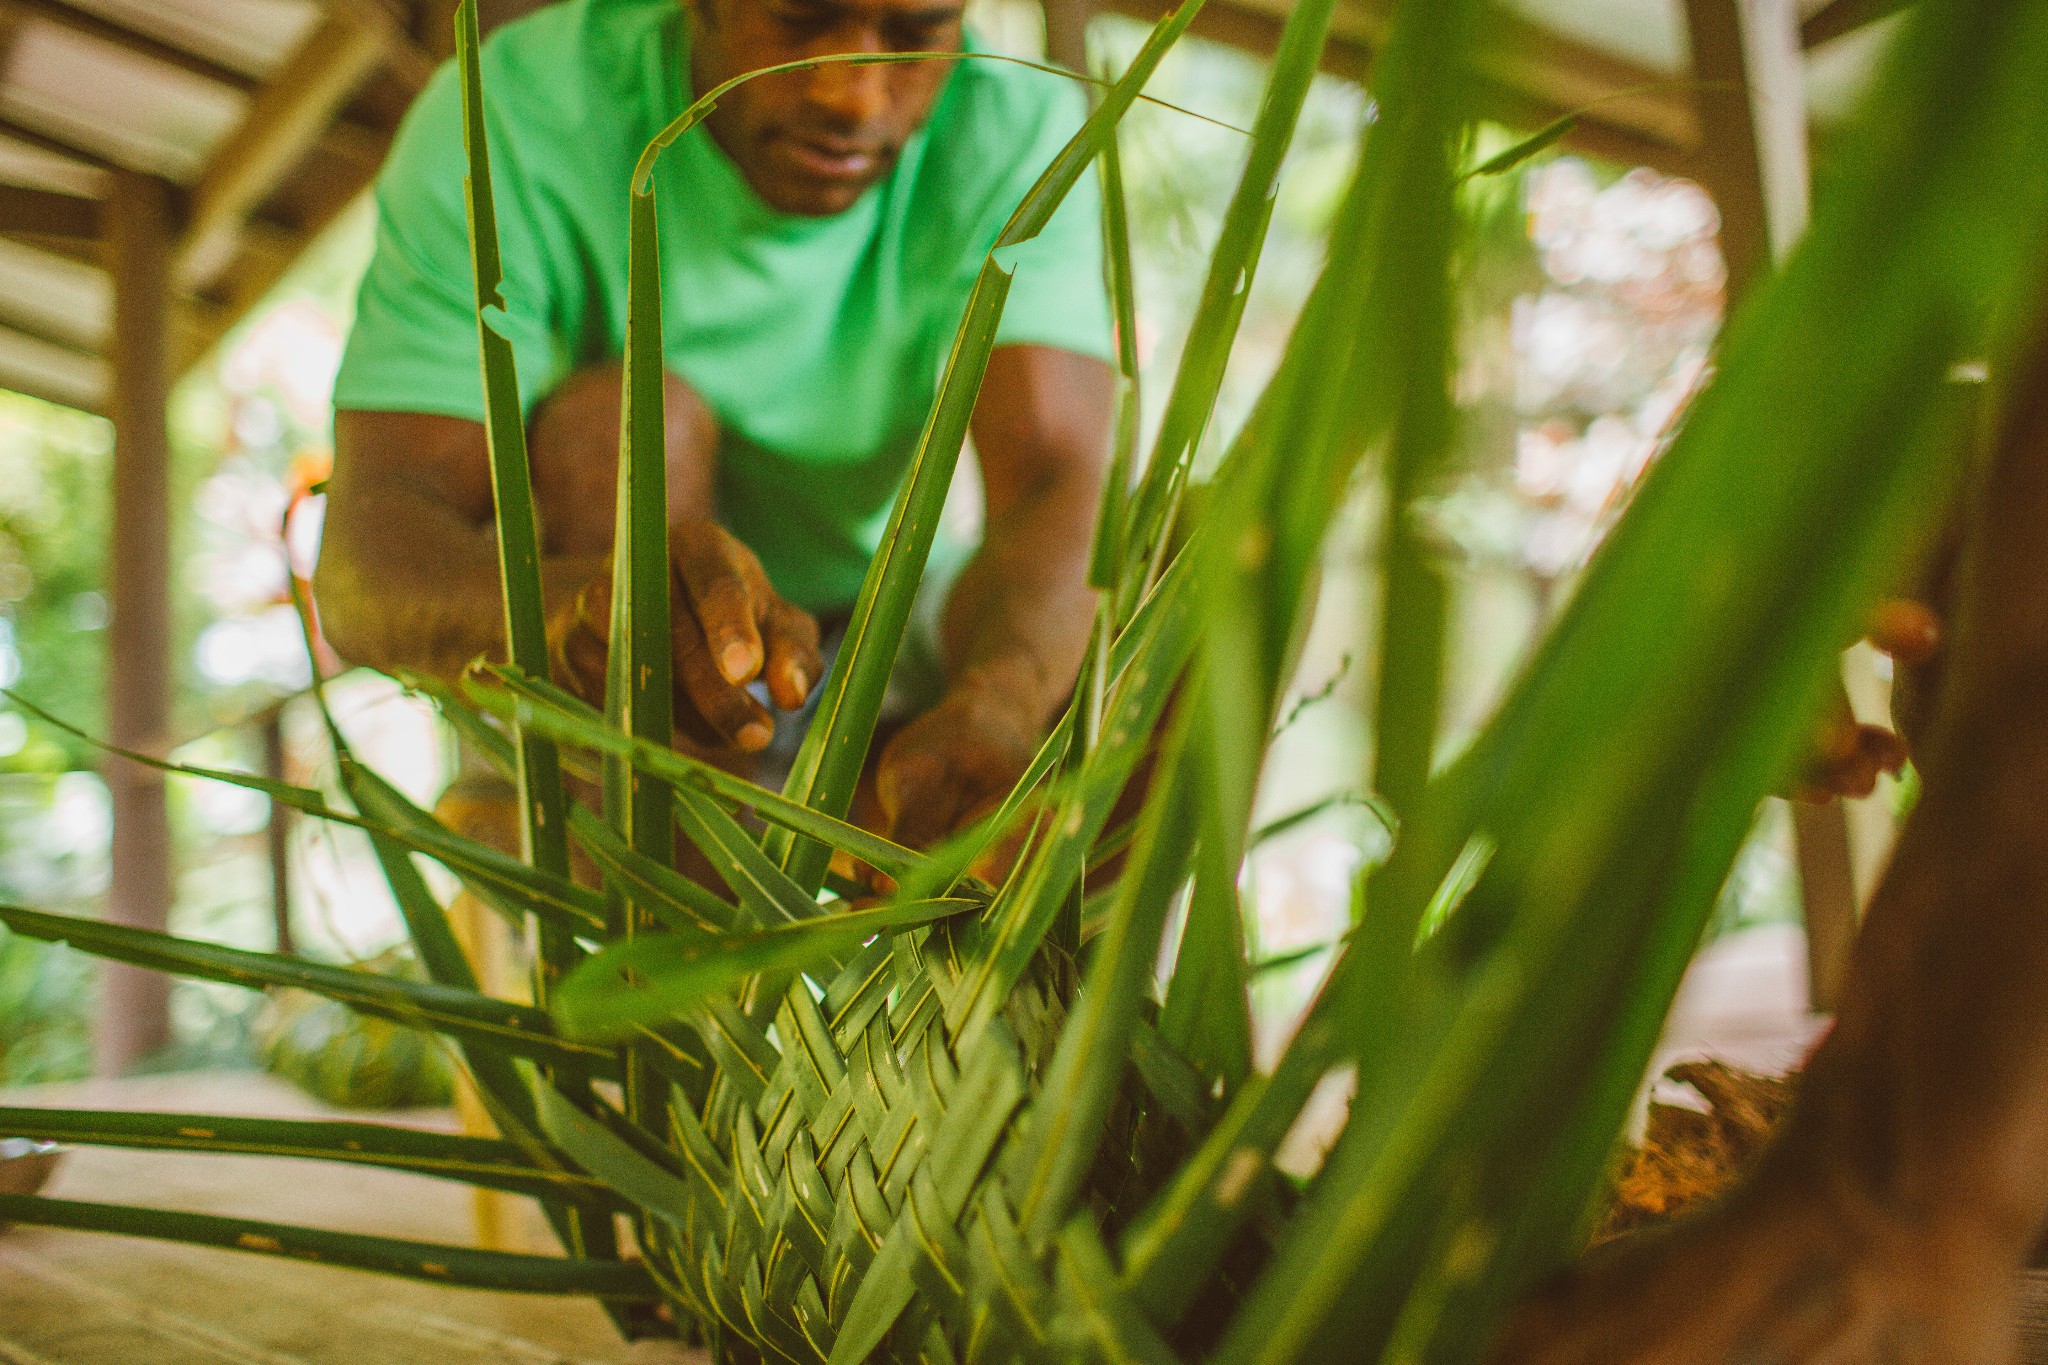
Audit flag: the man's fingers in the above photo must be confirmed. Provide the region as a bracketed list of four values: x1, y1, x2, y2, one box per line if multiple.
[560, 621, 609, 703]
[1859, 723, 1909, 776]
[675, 531, 764, 686]
[1870, 598, 1941, 665]
[575, 576, 614, 640]
[762, 600, 823, 711]
[547, 577, 612, 704]
[676, 624, 774, 752]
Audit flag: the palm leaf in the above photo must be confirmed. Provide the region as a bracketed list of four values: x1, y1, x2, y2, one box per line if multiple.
[0, 1106, 617, 1207]
[2, 687, 603, 935]
[0, 904, 610, 1075]
[551, 897, 982, 1041]
[0, 1194, 656, 1298]
[453, 0, 574, 932]
[465, 666, 927, 882]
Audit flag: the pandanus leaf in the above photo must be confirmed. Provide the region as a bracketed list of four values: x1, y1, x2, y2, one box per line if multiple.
[551, 897, 981, 1041]
[0, 1195, 656, 1298]
[0, 903, 611, 1075]
[0, 1106, 618, 1207]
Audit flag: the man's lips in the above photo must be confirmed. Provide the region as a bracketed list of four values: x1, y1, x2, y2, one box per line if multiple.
[774, 133, 883, 182]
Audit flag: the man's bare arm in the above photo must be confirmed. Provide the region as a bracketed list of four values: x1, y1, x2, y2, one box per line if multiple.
[1489, 336, 2048, 1365]
[873, 344, 1116, 847]
[314, 408, 599, 680]
[314, 366, 818, 749]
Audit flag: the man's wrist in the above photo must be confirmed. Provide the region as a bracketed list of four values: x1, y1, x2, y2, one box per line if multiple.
[948, 652, 1062, 726]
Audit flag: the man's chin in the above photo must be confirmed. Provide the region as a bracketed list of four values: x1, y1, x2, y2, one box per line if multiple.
[744, 142, 894, 217]
[758, 178, 872, 217]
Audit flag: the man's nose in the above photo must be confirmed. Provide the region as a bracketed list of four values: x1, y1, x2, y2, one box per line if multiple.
[805, 37, 890, 131]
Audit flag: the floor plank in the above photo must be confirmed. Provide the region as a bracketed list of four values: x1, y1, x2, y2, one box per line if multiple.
[0, 1072, 646, 1365]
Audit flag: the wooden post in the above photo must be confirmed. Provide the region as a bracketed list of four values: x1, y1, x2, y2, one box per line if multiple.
[98, 170, 176, 1075]
[1682, 0, 1809, 302]
[1686, 0, 1874, 1012]
[1042, 0, 1096, 71]
[262, 706, 293, 956]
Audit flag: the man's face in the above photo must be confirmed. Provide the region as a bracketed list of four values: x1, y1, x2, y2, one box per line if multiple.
[688, 0, 967, 217]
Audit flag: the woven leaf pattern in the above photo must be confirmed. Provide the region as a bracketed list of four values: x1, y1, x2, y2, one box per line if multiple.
[622, 929, 1223, 1365]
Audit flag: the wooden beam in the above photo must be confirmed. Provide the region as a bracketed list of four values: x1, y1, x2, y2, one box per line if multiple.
[0, 114, 117, 174]
[1473, 85, 1696, 179]
[1685, 0, 1875, 1013]
[0, 270, 105, 351]
[0, 226, 99, 268]
[0, 182, 97, 238]
[99, 169, 176, 1074]
[1471, 6, 1700, 152]
[176, 12, 391, 293]
[1043, 0, 1097, 71]
[0, 0, 258, 90]
[1802, 0, 1914, 47]
[331, 0, 438, 93]
[1099, 0, 1695, 177]
[0, 1, 397, 182]
[1683, 0, 1808, 300]
[1792, 799, 1859, 1010]
[0, 318, 104, 410]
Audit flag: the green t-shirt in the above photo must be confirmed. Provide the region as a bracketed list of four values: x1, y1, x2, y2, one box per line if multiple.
[333, 0, 1112, 612]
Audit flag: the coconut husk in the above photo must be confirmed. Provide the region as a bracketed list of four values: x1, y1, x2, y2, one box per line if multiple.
[1597, 1059, 1797, 1243]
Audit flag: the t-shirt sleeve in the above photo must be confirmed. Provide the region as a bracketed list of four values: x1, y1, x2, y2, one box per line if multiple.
[987, 79, 1115, 364]
[331, 64, 571, 420]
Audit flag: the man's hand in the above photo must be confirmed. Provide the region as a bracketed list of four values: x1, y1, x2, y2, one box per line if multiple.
[1793, 597, 1941, 801]
[873, 686, 1041, 851]
[860, 345, 1114, 855]
[551, 519, 823, 752]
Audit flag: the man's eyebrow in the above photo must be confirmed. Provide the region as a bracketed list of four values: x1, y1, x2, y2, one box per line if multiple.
[888, 4, 965, 26]
[779, 0, 963, 25]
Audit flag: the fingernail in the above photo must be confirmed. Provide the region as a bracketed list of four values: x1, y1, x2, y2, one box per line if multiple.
[788, 665, 810, 697]
[737, 721, 773, 751]
[720, 641, 755, 684]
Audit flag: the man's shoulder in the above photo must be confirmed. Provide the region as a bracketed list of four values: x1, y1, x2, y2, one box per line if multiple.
[381, 0, 672, 217]
[478, 0, 677, 125]
[935, 42, 1089, 151]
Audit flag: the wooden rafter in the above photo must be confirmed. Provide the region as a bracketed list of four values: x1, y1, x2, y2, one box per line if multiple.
[0, 227, 98, 268]
[1683, 0, 1807, 300]
[1098, 0, 1697, 177]
[176, 13, 392, 293]
[0, 317, 104, 412]
[0, 181, 97, 237]
[1802, 0, 1914, 47]
[0, 113, 118, 174]
[0, 0, 259, 90]
[0, 0, 400, 183]
[330, 0, 438, 94]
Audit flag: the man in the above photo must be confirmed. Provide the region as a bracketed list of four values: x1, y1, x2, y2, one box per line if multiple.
[314, 0, 1117, 849]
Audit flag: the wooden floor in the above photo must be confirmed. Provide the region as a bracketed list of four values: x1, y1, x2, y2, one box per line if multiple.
[0, 1071, 659, 1365]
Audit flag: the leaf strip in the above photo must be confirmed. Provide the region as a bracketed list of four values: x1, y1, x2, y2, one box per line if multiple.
[0, 1194, 657, 1298]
